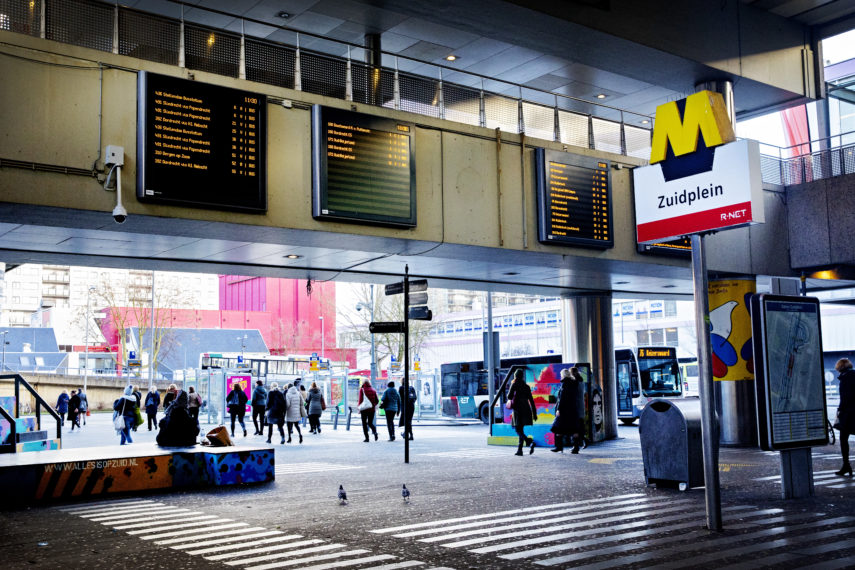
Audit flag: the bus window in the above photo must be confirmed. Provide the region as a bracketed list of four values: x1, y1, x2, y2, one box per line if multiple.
[638, 356, 681, 397]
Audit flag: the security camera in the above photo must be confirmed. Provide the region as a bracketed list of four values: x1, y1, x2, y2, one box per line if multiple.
[113, 204, 128, 224]
[356, 304, 363, 312]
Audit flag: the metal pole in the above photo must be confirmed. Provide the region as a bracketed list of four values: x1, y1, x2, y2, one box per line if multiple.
[320, 316, 325, 360]
[486, 292, 495, 434]
[691, 233, 722, 530]
[370, 284, 377, 384]
[149, 271, 155, 383]
[84, 287, 93, 393]
[1, 331, 7, 373]
[404, 265, 410, 464]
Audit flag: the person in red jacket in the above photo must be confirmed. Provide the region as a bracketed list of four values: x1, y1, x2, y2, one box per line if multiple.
[357, 379, 379, 442]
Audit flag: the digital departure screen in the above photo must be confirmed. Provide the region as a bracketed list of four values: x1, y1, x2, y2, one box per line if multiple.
[137, 72, 267, 212]
[535, 148, 612, 248]
[312, 105, 416, 227]
[637, 237, 692, 257]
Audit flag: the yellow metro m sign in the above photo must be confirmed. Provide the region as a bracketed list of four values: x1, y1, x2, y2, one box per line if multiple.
[649, 90, 736, 164]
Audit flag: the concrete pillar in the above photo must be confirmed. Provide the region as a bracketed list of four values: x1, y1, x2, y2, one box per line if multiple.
[561, 293, 616, 442]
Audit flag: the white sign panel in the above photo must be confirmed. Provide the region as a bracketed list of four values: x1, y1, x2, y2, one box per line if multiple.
[633, 139, 764, 244]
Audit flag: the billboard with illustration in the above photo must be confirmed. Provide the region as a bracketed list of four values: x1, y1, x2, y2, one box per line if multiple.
[708, 279, 756, 382]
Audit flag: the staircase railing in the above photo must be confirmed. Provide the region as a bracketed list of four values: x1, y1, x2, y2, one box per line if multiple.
[0, 373, 62, 445]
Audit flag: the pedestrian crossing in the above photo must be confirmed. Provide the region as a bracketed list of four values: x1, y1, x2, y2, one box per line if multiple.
[754, 468, 855, 489]
[57, 498, 451, 570]
[372, 492, 855, 568]
[421, 448, 509, 459]
[274, 462, 365, 475]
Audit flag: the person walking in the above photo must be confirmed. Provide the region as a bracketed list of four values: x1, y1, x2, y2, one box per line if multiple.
[251, 380, 268, 435]
[67, 390, 81, 431]
[55, 389, 69, 427]
[507, 369, 538, 456]
[358, 379, 379, 442]
[131, 385, 143, 432]
[187, 386, 202, 421]
[77, 388, 88, 426]
[835, 358, 855, 477]
[227, 382, 249, 438]
[299, 383, 309, 428]
[305, 382, 325, 434]
[113, 385, 137, 445]
[551, 367, 585, 454]
[398, 382, 416, 440]
[264, 383, 287, 444]
[380, 381, 401, 441]
[144, 386, 161, 431]
[284, 383, 304, 444]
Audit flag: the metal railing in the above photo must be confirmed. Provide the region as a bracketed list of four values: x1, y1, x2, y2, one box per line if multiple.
[0, 373, 62, 448]
[756, 133, 855, 186]
[0, 0, 653, 158]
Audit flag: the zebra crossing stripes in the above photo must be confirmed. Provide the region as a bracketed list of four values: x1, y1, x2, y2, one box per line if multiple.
[58, 502, 452, 570]
[275, 462, 364, 475]
[421, 448, 509, 459]
[754, 469, 855, 488]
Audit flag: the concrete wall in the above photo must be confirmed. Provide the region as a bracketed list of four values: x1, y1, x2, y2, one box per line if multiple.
[787, 173, 855, 269]
[0, 373, 163, 413]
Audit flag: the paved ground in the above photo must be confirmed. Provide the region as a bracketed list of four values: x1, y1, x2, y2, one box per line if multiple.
[2, 414, 854, 569]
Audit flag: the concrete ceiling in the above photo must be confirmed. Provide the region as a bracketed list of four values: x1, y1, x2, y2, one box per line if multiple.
[121, 0, 855, 120]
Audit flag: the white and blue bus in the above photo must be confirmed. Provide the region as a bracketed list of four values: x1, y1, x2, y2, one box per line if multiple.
[615, 346, 682, 425]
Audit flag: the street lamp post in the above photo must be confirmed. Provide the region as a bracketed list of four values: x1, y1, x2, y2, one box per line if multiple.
[356, 284, 378, 384]
[319, 316, 325, 360]
[238, 334, 247, 361]
[0, 330, 8, 373]
[83, 286, 95, 393]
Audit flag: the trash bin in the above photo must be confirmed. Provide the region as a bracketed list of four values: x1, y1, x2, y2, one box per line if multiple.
[639, 398, 704, 490]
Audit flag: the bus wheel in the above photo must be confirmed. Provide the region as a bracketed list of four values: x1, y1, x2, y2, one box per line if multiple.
[620, 418, 637, 426]
[479, 404, 490, 424]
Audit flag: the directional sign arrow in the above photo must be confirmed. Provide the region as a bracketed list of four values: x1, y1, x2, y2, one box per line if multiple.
[369, 321, 406, 334]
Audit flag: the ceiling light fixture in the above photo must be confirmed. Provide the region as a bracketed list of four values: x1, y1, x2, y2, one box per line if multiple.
[276, 11, 291, 19]
[662, 284, 677, 288]
[284, 254, 301, 259]
[445, 54, 458, 61]
[640, 119, 650, 124]
[503, 271, 519, 276]
[615, 281, 629, 285]
[596, 93, 606, 99]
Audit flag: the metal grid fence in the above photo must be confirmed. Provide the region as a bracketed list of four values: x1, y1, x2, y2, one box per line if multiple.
[8, 0, 854, 187]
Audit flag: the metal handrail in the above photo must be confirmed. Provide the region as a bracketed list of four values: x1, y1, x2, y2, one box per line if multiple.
[1, 373, 62, 441]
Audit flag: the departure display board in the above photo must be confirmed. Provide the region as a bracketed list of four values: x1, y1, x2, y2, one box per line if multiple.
[312, 105, 416, 227]
[637, 237, 692, 257]
[535, 148, 612, 248]
[137, 72, 267, 212]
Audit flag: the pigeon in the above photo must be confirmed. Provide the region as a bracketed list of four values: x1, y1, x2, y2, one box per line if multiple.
[338, 485, 348, 505]
[402, 484, 410, 503]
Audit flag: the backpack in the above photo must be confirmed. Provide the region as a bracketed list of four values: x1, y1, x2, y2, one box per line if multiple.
[408, 386, 417, 401]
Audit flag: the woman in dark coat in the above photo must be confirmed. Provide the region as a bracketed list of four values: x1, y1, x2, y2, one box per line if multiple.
[835, 358, 855, 476]
[67, 390, 81, 431]
[507, 369, 537, 456]
[144, 386, 161, 431]
[398, 383, 416, 440]
[264, 383, 287, 444]
[156, 390, 199, 447]
[305, 382, 325, 434]
[551, 367, 585, 454]
[55, 390, 69, 427]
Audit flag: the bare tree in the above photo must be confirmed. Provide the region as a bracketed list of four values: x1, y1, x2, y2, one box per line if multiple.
[337, 283, 440, 371]
[92, 273, 195, 377]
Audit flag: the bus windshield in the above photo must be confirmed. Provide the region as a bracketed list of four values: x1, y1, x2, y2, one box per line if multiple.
[638, 357, 682, 397]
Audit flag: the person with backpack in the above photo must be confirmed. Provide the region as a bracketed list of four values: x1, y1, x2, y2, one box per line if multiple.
[144, 385, 161, 431]
[264, 383, 287, 444]
[226, 381, 249, 438]
[77, 388, 89, 426]
[398, 382, 417, 441]
[305, 382, 325, 434]
[379, 381, 401, 441]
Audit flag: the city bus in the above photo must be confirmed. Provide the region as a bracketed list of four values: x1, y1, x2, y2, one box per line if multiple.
[679, 357, 699, 397]
[615, 346, 682, 424]
[200, 352, 331, 385]
[440, 354, 563, 423]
